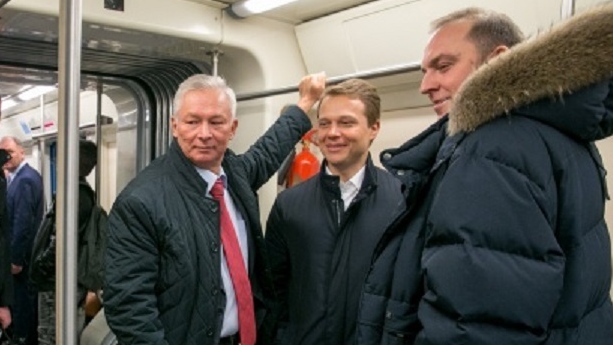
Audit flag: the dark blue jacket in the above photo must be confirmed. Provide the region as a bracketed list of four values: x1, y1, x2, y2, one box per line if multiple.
[358, 6, 613, 345]
[7, 162, 44, 267]
[266, 156, 404, 345]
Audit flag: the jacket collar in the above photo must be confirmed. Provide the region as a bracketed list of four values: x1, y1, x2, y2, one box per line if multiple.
[320, 154, 379, 199]
[381, 116, 448, 176]
[167, 139, 210, 194]
[449, 3, 613, 137]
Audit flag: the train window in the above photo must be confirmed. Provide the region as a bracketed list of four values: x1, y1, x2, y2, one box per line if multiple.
[0, 70, 149, 211]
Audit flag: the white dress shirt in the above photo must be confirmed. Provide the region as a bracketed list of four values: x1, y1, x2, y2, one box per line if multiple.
[325, 165, 366, 210]
[7, 160, 26, 186]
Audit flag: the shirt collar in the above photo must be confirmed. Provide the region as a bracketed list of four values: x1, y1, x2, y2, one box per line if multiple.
[325, 164, 366, 190]
[9, 161, 27, 181]
[194, 166, 227, 195]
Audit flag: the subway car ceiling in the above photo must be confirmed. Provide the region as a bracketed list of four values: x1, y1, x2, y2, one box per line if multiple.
[0, 7, 208, 119]
[0, 0, 427, 106]
[0, 0, 608, 150]
[0, 0, 376, 99]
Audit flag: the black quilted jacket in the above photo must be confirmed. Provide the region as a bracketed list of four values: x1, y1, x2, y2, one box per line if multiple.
[104, 106, 311, 345]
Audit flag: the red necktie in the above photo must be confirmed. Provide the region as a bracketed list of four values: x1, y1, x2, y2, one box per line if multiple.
[210, 178, 256, 345]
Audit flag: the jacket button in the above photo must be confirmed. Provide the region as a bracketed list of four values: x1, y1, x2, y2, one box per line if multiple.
[206, 328, 213, 337]
[385, 311, 393, 319]
[382, 152, 392, 161]
[211, 205, 218, 213]
[211, 243, 219, 253]
[212, 288, 219, 296]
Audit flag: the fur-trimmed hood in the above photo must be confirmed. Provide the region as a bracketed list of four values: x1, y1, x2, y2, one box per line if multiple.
[449, 3, 613, 139]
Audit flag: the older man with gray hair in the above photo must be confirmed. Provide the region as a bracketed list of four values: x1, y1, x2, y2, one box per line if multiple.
[104, 73, 325, 345]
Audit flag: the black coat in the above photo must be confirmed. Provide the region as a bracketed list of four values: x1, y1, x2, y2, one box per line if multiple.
[0, 173, 12, 307]
[358, 6, 613, 345]
[104, 106, 312, 345]
[357, 118, 448, 345]
[266, 156, 404, 345]
[29, 178, 95, 294]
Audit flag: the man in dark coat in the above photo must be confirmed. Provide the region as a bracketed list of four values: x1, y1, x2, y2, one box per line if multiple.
[357, 9, 523, 344]
[104, 73, 325, 345]
[265, 79, 404, 345]
[358, 5, 613, 345]
[0, 147, 13, 335]
[35, 139, 98, 345]
[0, 136, 44, 345]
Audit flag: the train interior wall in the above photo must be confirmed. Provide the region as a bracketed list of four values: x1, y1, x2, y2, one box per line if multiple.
[4, 0, 612, 299]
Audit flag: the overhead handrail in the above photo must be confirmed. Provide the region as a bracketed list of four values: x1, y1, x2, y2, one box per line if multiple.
[561, 0, 575, 19]
[236, 61, 422, 102]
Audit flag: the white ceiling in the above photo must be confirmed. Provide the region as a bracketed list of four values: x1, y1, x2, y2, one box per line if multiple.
[0, 0, 395, 117]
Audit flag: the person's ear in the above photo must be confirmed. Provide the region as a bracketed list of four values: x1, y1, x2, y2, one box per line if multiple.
[486, 45, 510, 62]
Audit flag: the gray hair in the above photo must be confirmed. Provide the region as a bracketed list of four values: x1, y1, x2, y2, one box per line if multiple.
[173, 74, 237, 118]
[431, 7, 524, 61]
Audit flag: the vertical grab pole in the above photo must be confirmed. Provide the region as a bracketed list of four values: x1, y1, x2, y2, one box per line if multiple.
[56, 0, 82, 344]
[561, 0, 575, 19]
[38, 94, 48, 211]
[208, 49, 222, 77]
[95, 80, 103, 203]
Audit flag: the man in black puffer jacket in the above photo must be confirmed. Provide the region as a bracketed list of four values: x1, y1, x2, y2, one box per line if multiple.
[358, 5, 613, 345]
[358, 7, 523, 344]
[265, 79, 404, 345]
[104, 73, 325, 345]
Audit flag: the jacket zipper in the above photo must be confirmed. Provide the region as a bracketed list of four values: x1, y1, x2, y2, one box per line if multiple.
[333, 199, 342, 228]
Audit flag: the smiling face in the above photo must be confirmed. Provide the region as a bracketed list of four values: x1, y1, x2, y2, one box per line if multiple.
[171, 88, 238, 174]
[420, 20, 482, 117]
[316, 94, 380, 180]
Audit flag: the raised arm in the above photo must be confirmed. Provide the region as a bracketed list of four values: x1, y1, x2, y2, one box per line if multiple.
[242, 73, 326, 190]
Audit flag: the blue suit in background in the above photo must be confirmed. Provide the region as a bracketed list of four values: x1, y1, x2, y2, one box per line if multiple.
[7, 162, 43, 345]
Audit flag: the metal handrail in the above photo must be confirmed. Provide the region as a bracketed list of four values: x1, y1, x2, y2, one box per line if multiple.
[561, 0, 575, 19]
[236, 61, 422, 102]
[57, 0, 82, 343]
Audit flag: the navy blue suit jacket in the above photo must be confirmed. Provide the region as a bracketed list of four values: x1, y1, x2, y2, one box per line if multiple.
[7, 163, 44, 267]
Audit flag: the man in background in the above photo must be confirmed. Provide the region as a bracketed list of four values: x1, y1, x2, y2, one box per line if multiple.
[0, 136, 44, 345]
[33, 139, 99, 345]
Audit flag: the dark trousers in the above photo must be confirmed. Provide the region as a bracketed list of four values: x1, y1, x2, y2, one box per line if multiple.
[12, 269, 38, 345]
